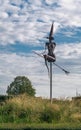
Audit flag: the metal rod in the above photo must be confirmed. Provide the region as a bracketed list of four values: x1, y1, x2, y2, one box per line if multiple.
[53, 62, 70, 75]
[50, 62, 52, 104]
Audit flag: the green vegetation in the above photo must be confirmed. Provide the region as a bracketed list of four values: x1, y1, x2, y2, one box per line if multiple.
[6, 76, 36, 96]
[0, 94, 81, 129]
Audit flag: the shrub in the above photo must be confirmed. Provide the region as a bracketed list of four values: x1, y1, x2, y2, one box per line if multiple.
[17, 107, 32, 123]
[40, 104, 61, 123]
[71, 113, 81, 123]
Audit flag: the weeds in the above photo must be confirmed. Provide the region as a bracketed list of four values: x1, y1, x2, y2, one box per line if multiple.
[0, 94, 81, 125]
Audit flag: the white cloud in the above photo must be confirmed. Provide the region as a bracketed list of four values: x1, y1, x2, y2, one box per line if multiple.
[0, 42, 81, 97]
[0, 0, 81, 45]
[55, 0, 81, 26]
[56, 43, 81, 59]
[0, 52, 45, 94]
[0, 12, 8, 19]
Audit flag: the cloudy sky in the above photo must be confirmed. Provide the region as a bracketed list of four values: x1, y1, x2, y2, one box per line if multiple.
[0, 0, 81, 98]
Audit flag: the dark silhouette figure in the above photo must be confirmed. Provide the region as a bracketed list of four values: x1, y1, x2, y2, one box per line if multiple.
[45, 41, 56, 62]
[43, 22, 56, 73]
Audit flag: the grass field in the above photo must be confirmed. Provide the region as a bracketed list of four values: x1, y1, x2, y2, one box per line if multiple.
[0, 94, 81, 129]
[0, 123, 81, 130]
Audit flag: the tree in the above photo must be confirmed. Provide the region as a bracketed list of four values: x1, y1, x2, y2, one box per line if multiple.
[6, 76, 35, 96]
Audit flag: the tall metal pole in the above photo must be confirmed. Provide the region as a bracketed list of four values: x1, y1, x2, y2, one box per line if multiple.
[50, 62, 52, 104]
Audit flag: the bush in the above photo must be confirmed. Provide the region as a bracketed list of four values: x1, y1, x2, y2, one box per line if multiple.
[0, 102, 17, 123]
[40, 104, 61, 123]
[17, 107, 32, 123]
[40, 108, 54, 123]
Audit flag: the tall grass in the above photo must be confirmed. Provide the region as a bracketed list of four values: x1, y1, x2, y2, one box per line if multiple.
[0, 94, 81, 124]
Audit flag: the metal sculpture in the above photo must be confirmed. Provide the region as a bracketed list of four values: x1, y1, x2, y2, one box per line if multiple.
[33, 22, 70, 103]
[43, 22, 56, 74]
